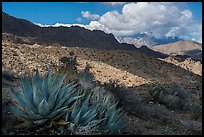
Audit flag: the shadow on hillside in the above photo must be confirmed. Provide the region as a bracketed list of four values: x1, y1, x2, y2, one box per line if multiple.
[81, 49, 202, 87]
[184, 49, 202, 61]
[106, 81, 201, 115]
[107, 81, 202, 135]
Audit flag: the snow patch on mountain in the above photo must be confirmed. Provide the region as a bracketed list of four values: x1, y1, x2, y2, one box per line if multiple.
[115, 33, 182, 47]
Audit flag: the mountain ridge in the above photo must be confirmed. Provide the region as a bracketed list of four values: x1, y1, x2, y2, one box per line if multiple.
[2, 11, 131, 51]
[2, 12, 168, 58]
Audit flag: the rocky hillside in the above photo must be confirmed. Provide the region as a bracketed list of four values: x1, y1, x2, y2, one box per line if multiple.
[2, 12, 41, 36]
[137, 45, 168, 58]
[2, 33, 201, 86]
[2, 11, 202, 135]
[159, 55, 202, 76]
[2, 33, 202, 135]
[151, 41, 202, 61]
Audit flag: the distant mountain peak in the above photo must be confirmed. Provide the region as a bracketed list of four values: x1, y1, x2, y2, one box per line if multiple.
[116, 34, 182, 48]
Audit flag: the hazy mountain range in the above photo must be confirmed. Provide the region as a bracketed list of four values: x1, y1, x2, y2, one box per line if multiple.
[116, 33, 182, 47]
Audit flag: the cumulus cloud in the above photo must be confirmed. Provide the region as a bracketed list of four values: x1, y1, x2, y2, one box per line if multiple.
[35, 23, 72, 27]
[103, 2, 127, 6]
[35, 22, 87, 28]
[81, 11, 100, 20]
[35, 2, 202, 42]
[96, 2, 202, 42]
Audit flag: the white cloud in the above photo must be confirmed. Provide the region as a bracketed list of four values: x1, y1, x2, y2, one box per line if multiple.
[35, 23, 72, 27]
[103, 2, 127, 6]
[34, 22, 107, 32]
[81, 11, 100, 20]
[35, 2, 202, 43]
[76, 17, 83, 22]
[35, 22, 85, 28]
[34, 23, 49, 27]
[97, 2, 202, 42]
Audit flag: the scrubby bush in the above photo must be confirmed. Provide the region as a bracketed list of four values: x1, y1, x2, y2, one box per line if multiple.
[59, 52, 78, 72]
[145, 84, 190, 110]
[145, 83, 166, 102]
[103, 80, 126, 98]
[58, 55, 78, 83]
[78, 62, 95, 89]
[104, 80, 132, 110]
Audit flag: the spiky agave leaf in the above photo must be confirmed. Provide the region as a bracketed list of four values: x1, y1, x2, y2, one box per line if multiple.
[21, 76, 33, 102]
[90, 92, 124, 134]
[11, 89, 43, 120]
[100, 100, 124, 134]
[64, 91, 101, 131]
[10, 69, 79, 128]
[14, 121, 35, 128]
[10, 106, 30, 120]
[10, 88, 27, 110]
[38, 98, 50, 116]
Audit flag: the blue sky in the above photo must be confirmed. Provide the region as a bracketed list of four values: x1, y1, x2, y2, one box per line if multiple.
[2, 2, 124, 24]
[2, 2, 202, 42]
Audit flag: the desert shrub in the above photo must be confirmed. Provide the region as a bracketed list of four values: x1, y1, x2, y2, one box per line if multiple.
[104, 80, 121, 92]
[158, 85, 192, 110]
[58, 54, 78, 73]
[10, 69, 124, 134]
[77, 62, 99, 91]
[103, 80, 127, 98]
[159, 94, 182, 109]
[103, 80, 130, 114]
[79, 62, 94, 82]
[145, 84, 192, 110]
[59, 56, 77, 67]
[58, 55, 78, 83]
[145, 83, 166, 103]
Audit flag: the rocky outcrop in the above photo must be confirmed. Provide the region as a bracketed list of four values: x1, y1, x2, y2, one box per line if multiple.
[161, 56, 202, 76]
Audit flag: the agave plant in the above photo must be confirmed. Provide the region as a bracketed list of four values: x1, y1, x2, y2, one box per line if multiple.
[64, 91, 103, 131]
[91, 92, 124, 134]
[10, 69, 81, 128]
[66, 89, 124, 134]
[100, 101, 124, 134]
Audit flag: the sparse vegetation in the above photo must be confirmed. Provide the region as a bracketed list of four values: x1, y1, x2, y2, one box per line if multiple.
[10, 68, 124, 134]
[145, 83, 166, 103]
[2, 34, 202, 135]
